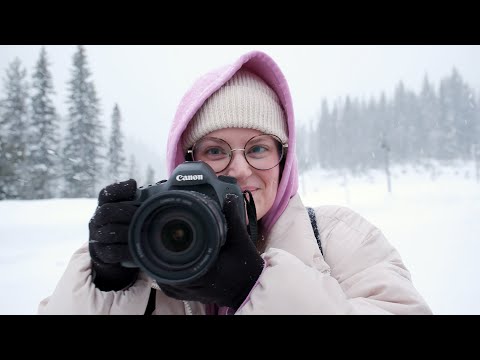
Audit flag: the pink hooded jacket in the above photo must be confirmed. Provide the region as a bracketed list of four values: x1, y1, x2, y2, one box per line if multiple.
[166, 50, 297, 234]
[37, 50, 433, 315]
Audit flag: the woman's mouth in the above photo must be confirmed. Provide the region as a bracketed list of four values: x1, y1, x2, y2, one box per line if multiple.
[241, 186, 258, 193]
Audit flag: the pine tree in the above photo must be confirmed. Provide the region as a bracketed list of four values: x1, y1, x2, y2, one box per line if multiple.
[128, 154, 140, 183]
[377, 92, 391, 169]
[316, 99, 330, 168]
[63, 46, 104, 198]
[0, 58, 29, 199]
[419, 75, 441, 161]
[295, 123, 310, 173]
[107, 104, 126, 183]
[468, 91, 479, 179]
[438, 68, 477, 161]
[145, 164, 155, 185]
[338, 96, 358, 171]
[391, 81, 409, 163]
[364, 96, 379, 170]
[26, 47, 59, 199]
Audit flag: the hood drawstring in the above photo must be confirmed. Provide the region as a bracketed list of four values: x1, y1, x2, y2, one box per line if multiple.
[183, 301, 193, 315]
[243, 190, 258, 246]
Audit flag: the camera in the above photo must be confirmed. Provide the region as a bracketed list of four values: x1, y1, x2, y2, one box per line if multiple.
[121, 161, 246, 286]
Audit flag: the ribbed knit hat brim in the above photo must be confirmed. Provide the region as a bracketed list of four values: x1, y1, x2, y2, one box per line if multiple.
[182, 69, 288, 152]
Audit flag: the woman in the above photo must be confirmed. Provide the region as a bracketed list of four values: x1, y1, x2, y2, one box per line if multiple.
[38, 50, 432, 315]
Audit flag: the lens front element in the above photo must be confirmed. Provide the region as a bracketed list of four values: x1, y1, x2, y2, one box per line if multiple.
[161, 220, 193, 253]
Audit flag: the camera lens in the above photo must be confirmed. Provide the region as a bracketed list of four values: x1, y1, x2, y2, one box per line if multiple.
[161, 220, 193, 253]
[128, 190, 227, 285]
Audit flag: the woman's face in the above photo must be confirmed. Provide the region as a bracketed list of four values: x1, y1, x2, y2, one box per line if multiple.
[199, 128, 281, 220]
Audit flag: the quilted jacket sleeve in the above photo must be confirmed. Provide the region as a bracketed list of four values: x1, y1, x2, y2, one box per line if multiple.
[37, 243, 153, 315]
[236, 206, 432, 315]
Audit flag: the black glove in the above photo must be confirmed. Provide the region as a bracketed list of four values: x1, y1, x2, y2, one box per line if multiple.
[88, 179, 139, 291]
[160, 194, 265, 309]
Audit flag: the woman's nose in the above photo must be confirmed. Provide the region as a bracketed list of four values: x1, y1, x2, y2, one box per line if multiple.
[224, 150, 252, 180]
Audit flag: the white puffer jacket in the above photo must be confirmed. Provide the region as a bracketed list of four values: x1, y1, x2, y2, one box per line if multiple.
[38, 194, 432, 315]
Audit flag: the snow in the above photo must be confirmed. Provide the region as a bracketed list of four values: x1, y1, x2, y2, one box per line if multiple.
[1, 163, 479, 314]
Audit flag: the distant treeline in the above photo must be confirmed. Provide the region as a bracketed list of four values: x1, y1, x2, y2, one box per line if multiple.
[0, 45, 155, 200]
[297, 69, 480, 179]
[2, 46, 479, 200]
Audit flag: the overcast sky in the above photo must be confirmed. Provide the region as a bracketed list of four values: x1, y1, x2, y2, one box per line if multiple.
[1, 45, 480, 178]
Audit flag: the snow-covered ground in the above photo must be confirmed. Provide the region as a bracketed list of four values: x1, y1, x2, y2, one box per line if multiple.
[1, 163, 479, 314]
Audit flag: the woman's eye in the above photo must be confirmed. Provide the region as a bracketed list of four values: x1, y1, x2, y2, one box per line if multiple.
[249, 145, 267, 154]
[206, 147, 225, 156]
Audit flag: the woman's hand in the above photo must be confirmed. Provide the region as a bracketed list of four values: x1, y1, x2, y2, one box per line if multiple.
[88, 179, 139, 291]
[160, 194, 264, 309]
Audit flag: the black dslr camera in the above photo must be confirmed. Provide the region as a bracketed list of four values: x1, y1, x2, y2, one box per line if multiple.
[121, 161, 246, 286]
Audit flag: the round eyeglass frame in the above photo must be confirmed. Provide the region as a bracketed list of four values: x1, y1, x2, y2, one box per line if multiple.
[187, 134, 288, 173]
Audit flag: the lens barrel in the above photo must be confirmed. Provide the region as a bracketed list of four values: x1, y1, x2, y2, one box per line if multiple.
[128, 190, 227, 285]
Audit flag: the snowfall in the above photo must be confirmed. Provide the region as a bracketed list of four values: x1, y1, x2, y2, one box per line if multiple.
[1, 163, 478, 315]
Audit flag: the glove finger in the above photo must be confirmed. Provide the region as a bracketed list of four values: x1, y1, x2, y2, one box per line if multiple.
[89, 242, 133, 264]
[223, 194, 249, 236]
[91, 223, 129, 244]
[98, 179, 137, 206]
[90, 203, 138, 227]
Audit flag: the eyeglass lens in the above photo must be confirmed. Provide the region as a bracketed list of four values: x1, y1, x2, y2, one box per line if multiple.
[192, 134, 285, 173]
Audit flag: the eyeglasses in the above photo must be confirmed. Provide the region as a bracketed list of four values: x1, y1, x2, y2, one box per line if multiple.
[188, 134, 288, 173]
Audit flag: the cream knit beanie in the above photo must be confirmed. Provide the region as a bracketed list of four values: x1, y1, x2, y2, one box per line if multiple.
[182, 69, 288, 153]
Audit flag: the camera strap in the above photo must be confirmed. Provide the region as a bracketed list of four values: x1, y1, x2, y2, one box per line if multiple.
[243, 190, 258, 246]
[306, 207, 323, 256]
